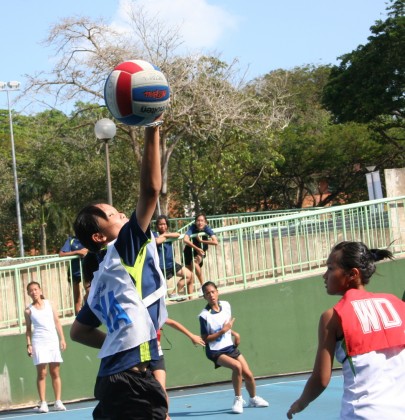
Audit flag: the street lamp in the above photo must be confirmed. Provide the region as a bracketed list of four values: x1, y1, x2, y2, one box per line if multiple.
[94, 118, 117, 205]
[0, 81, 24, 257]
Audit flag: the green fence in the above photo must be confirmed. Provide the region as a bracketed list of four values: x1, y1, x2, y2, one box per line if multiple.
[1, 196, 405, 335]
[1, 258, 404, 408]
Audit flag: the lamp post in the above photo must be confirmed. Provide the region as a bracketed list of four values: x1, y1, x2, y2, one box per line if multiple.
[94, 118, 117, 206]
[0, 81, 24, 257]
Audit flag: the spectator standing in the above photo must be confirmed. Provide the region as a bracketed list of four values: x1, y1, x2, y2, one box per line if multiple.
[59, 236, 88, 314]
[25, 281, 67, 413]
[183, 213, 218, 296]
[154, 215, 194, 301]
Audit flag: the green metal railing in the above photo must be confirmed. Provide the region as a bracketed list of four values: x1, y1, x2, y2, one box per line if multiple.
[152, 208, 321, 233]
[1, 197, 404, 334]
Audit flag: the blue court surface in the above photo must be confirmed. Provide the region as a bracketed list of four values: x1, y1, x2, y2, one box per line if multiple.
[0, 372, 342, 419]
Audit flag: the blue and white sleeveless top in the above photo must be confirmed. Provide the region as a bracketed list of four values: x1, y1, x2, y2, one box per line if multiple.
[77, 212, 167, 375]
[87, 235, 167, 358]
[199, 301, 233, 351]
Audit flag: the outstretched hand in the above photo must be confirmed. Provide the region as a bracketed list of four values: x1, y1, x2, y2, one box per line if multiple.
[190, 334, 205, 347]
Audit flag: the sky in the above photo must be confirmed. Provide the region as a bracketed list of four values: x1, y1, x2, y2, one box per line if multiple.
[0, 0, 389, 114]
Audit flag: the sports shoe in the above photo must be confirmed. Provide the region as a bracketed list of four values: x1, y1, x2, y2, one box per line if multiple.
[232, 396, 245, 414]
[54, 400, 67, 411]
[198, 288, 204, 297]
[168, 293, 186, 302]
[248, 395, 269, 408]
[37, 401, 49, 413]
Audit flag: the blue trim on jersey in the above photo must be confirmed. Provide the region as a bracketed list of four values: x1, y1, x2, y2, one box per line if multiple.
[76, 211, 162, 376]
[200, 303, 223, 360]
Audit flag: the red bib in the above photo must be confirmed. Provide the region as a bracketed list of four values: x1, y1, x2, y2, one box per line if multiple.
[334, 289, 405, 356]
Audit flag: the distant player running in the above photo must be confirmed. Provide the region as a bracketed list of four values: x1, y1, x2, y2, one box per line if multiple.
[199, 281, 269, 414]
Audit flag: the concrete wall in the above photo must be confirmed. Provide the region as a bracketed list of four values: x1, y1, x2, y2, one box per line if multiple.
[1, 258, 404, 409]
[385, 168, 405, 252]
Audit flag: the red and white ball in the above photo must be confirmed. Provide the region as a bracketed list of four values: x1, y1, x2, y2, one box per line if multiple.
[104, 60, 170, 126]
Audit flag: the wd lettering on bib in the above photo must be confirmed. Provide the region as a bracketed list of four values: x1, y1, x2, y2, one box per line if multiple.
[335, 289, 405, 356]
[351, 298, 402, 333]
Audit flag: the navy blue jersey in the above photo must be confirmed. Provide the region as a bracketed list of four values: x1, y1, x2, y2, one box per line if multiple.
[185, 224, 215, 251]
[153, 232, 175, 270]
[60, 236, 85, 277]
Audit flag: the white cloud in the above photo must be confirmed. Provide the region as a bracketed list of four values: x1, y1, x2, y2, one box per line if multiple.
[113, 0, 240, 49]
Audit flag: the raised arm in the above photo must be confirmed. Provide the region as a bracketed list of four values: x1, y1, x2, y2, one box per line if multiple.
[136, 125, 162, 232]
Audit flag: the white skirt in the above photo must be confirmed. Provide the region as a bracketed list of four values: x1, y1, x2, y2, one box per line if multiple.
[32, 342, 63, 365]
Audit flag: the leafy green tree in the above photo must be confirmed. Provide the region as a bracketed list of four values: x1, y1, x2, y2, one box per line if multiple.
[270, 123, 391, 208]
[250, 65, 401, 209]
[322, 0, 405, 148]
[23, 10, 292, 216]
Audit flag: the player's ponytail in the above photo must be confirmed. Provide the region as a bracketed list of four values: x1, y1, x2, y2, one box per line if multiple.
[332, 241, 394, 284]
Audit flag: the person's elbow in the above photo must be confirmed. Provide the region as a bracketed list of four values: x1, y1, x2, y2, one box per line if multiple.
[143, 185, 160, 200]
[310, 370, 331, 391]
[70, 320, 88, 343]
[319, 372, 331, 389]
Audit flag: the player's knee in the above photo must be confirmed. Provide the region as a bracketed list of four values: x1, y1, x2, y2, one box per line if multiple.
[231, 363, 243, 375]
[243, 370, 254, 382]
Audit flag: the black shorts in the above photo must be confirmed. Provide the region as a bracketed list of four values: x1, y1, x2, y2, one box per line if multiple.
[183, 247, 205, 266]
[93, 369, 167, 419]
[150, 355, 165, 372]
[161, 263, 183, 280]
[68, 273, 82, 285]
[207, 346, 241, 369]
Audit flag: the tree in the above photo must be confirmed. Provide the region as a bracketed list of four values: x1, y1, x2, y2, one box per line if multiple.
[270, 123, 391, 208]
[252, 65, 402, 209]
[23, 8, 292, 216]
[322, 0, 405, 149]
